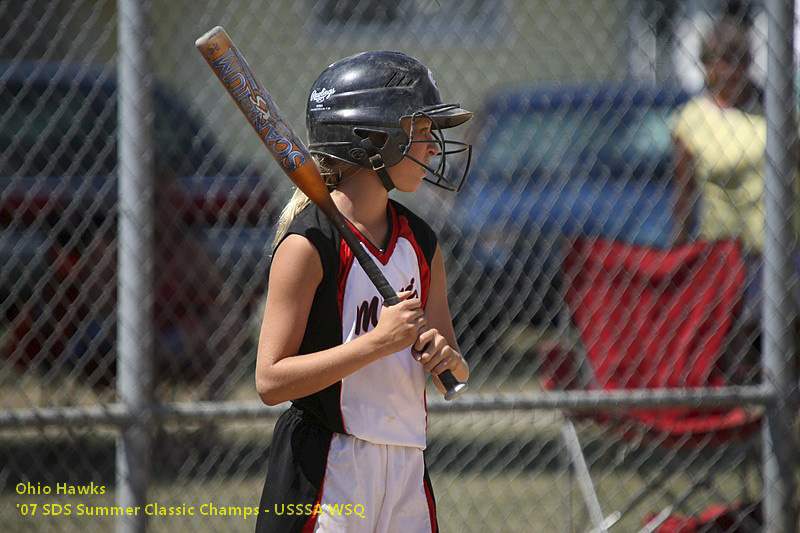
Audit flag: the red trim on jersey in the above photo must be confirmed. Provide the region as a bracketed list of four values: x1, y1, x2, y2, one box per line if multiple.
[396, 213, 431, 308]
[301, 433, 334, 533]
[343, 203, 400, 266]
[339, 204, 431, 307]
[423, 477, 438, 533]
[337, 238, 356, 319]
[424, 388, 429, 435]
[336, 237, 356, 434]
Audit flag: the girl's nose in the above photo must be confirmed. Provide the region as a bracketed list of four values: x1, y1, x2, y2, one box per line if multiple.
[427, 137, 440, 157]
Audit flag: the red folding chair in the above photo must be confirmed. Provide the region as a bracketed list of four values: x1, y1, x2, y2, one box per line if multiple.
[543, 237, 762, 532]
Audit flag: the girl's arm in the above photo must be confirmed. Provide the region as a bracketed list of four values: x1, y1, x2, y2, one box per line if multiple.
[414, 244, 470, 394]
[255, 234, 426, 405]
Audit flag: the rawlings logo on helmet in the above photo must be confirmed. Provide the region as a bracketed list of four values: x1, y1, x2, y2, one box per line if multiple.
[310, 87, 336, 103]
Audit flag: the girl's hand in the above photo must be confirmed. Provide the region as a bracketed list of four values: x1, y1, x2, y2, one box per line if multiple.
[370, 291, 426, 355]
[412, 328, 465, 376]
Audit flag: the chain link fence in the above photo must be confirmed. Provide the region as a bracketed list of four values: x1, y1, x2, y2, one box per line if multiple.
[1, 0, 798, 531]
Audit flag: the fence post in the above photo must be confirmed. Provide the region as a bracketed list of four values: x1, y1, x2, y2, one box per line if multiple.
[762, 0, 799, 531]
[116, 0, 155, 531]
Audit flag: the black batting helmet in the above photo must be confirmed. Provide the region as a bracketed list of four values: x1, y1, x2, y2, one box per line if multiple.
[306, 50, 473, 192]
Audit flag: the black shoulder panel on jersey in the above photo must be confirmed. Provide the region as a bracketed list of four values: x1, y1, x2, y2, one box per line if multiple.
[269, 205, 346, 434]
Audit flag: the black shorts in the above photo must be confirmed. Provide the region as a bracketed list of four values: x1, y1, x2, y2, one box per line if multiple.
[256, 406, 332, 532]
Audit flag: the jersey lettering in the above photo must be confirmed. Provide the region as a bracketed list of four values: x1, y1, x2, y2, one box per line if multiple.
[354, 296, 380, 336]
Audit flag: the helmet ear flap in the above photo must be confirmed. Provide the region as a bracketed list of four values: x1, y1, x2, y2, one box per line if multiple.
[354, 128, 389, 150]
[353, 130, 398, 193]
[346, 129, 391, 163]
[353, 127, 406, 167]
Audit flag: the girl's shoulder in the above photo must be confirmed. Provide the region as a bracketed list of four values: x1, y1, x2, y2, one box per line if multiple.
[391, 199, 432, 231]
[288, 204, 337, 239]
[389, 199, 438, 261]
[390, 199, 426, 225]
[273, 205, 341, 281]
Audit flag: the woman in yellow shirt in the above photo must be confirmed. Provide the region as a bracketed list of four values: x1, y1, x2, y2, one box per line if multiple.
[671, 15, 800, 329]
[672, 15, 766, 253]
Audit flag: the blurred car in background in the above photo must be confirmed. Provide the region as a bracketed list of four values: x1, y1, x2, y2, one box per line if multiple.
[444, 82, 692, 363]
[0, 60, 277, 389]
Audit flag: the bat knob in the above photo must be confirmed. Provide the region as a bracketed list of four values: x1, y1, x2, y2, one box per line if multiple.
[439, 369, 468, 401]
[443, 381, 469, 401]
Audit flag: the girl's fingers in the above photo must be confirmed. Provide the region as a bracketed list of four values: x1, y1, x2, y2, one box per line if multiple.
[419, 337, 448, 371]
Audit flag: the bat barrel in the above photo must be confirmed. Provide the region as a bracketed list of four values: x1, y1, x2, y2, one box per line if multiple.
[194, 26, 224, 48]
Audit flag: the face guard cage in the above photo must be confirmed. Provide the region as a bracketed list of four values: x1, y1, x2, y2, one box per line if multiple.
[402, 104, 472, 192]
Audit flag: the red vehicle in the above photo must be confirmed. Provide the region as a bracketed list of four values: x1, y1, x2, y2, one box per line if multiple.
[1, 60, 278, 391]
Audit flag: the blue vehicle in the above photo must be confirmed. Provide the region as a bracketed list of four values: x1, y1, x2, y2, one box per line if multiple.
[444, 82, 692, 357]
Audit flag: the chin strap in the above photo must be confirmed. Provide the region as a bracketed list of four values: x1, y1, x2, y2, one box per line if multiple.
[369, 154, 395, 192]
[361, 138, 395, 192]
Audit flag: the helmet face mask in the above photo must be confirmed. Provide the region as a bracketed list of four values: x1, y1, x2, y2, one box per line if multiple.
[306, 51, 473, 192]
[401, 105, 473, 192]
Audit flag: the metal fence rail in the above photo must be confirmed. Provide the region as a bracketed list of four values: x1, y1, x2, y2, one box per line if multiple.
[0, 386, 779, 430]
[1, 1, 798, 531]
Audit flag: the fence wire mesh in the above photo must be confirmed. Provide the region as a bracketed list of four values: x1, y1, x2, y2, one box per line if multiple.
[1, 0, 798, 531]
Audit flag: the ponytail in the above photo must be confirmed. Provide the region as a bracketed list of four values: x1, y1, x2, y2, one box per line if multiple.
[271, 156, 355, 249]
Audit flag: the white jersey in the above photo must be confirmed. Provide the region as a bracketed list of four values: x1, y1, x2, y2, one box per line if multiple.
[279, 200, 437, 449]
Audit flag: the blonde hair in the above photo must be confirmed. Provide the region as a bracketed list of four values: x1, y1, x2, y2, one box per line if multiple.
[272, 155, 355, 248]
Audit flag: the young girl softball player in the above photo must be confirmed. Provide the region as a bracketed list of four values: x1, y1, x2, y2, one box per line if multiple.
[254, 50, 473, 533]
